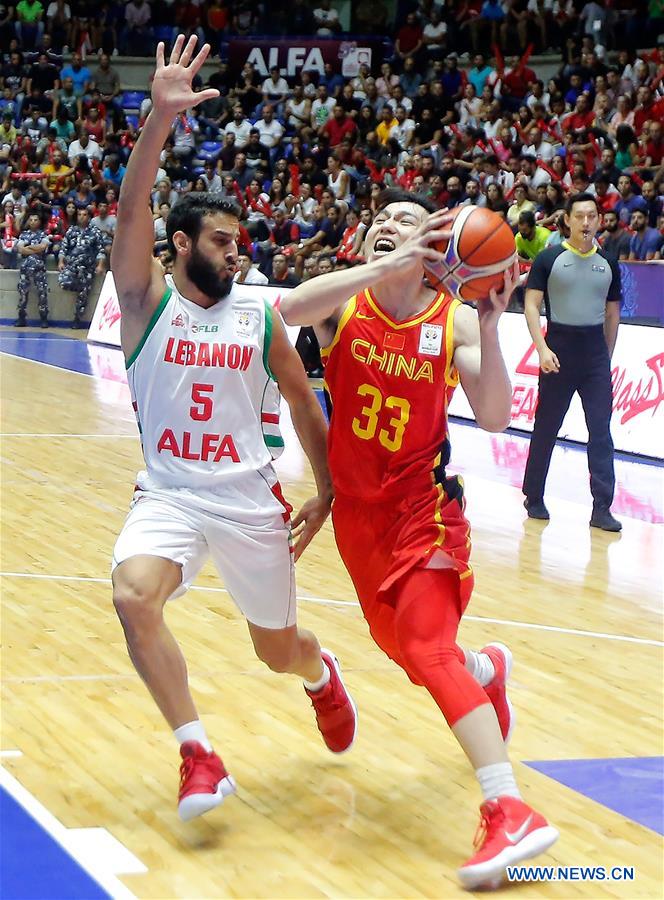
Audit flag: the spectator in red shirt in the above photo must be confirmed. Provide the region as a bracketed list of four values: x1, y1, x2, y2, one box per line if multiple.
[643, 120, 663, 169]
[563, 94, 595, 135]
[633, 86, 656, 135]
[206, 0, 230, 43]
[321, 104, 358, 148]
[503, 56, 537, 102]
[593, 176, 619, 215]
[336, 207, 366, 263]
[395, 12, 424, 65]
[257, 207, 300, 276]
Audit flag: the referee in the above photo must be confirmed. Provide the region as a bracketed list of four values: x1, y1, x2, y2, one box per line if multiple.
[522, 193, 622, 532]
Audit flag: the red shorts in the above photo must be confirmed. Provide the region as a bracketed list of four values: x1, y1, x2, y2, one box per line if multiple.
[332, 478, 474, 678]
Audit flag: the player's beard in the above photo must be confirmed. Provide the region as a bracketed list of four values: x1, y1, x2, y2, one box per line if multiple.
[186, 243, 234, 301]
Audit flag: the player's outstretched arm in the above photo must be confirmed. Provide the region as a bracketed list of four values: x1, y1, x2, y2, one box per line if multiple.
[280, 209, 454, 337]
[453, 261, 518, 433]
[267, 310, 333, 561]
[111, 36, 219, 316]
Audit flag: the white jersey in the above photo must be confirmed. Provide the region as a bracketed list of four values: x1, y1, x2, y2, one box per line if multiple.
[125, 275, 283, 492]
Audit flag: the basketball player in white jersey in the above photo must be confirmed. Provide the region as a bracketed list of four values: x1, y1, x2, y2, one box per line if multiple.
[110, 35, 357, 822]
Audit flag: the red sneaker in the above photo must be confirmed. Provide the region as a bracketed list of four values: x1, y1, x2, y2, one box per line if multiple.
[458, 796, 559, 889]
[305, 649, 358, 753]
[482, 643, 516, 743]
[177, 741, 236, 822]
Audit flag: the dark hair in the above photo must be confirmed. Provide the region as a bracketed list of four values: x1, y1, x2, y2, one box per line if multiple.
[376, 187, 437, 215]
[166, 193, 241, 255]
[615, 124, 636, 151]
[22, 209, 43, 229]
[565, 192, 599, 215]
[518, 210, 536, 227]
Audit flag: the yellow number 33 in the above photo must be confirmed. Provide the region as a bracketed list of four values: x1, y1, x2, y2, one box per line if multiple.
[352, 383, 411, 452]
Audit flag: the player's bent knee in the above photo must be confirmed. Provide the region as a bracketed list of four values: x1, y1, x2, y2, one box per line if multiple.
[256, 645, 298, 673]
[249, 622, 301, 673]
[112, 584, 163, 633]
[112, 559, 179, 632]
[399, 640, 460, 680]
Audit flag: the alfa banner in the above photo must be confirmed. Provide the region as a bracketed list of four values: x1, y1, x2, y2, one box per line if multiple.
[226, 37, 386, 78]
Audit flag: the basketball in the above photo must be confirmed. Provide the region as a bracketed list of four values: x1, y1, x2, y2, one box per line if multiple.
[428, 207, 517, 301]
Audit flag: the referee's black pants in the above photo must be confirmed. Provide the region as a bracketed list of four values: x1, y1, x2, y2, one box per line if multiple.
[523, 323, 615, 510]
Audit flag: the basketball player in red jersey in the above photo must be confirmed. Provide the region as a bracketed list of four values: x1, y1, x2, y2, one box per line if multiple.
[281, 189, 558, 889]
[110, 37, 356, 822]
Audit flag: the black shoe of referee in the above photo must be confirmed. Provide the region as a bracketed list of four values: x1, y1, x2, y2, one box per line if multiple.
[524, 498, 550, 520]
[590, 507, 622, 532]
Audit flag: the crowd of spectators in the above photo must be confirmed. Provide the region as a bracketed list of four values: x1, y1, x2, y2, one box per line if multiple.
[2, 2, 663, 55]
[0, 1, 663, 331]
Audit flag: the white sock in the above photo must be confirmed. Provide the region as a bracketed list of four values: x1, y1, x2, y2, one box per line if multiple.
[465, 649, 496, 687]
[303, 657, 331, 692]
[476, 763, 521, 802]
[174, 720, 212, 752]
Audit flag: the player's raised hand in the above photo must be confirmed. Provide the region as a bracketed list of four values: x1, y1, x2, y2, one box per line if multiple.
[152, 35, 219, 116]
[290, 495, 332, 561]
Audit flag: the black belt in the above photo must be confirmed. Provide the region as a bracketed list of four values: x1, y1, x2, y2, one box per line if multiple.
[547, 322, 605, 335]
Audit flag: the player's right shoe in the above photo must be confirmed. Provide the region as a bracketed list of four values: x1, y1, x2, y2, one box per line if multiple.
[305, 648, 358, 753]
[481, 643, 516, 743]
[177, 741, 236, 822]
[458, 796, 559, 890]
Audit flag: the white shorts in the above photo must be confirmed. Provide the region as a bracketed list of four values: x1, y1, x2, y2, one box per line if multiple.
[112, 467, 296, 629]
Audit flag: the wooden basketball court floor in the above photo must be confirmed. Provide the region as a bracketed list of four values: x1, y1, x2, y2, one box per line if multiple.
[1, 327, 662, 899]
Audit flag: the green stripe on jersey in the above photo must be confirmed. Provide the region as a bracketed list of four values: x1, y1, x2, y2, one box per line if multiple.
[125, 287, 172, 370]
[262, 300, 277, 381]
[264, 435, 285, 448]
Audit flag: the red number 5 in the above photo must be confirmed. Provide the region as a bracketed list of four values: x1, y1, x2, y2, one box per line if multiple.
[190, 383, 214, 421]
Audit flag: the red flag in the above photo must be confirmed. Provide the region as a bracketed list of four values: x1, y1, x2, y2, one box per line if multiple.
[493, 44, 504, 77]
[384, 333, 405, 351]
[516, 44, 534, 75]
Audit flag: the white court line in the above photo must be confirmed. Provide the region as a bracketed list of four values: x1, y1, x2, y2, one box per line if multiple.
[0, 766, 136, 900]
[1, 570, 661, 648]
[0, 750, 23, 758]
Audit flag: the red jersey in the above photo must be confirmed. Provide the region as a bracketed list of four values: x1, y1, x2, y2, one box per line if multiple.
[322, 287, 461, 501]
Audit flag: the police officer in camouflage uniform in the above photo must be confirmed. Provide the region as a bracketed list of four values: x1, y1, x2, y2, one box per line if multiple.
[58, 208, 107, 328]
[16, 213, 50, 328]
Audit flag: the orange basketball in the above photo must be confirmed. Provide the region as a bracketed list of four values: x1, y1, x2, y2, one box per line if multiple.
[430, 206, 516, 301]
